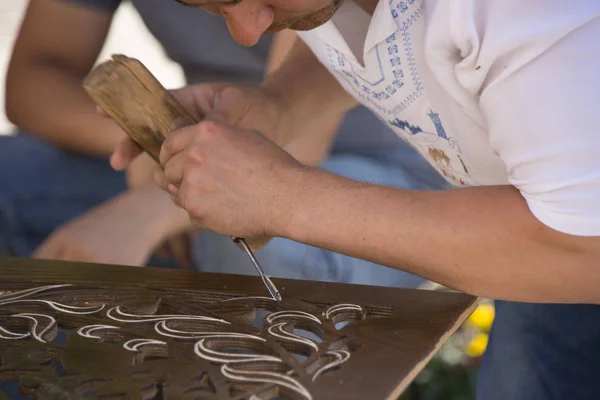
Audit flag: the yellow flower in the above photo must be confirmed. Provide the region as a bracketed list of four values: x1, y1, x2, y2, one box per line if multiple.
[466, 332, 489, 358]
[467, 303, 495, 332]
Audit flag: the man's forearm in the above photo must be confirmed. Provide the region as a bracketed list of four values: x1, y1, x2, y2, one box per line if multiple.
[281, 169, 600, 304]
[6, 59, 122, 156]
[261, 38, 357, 147]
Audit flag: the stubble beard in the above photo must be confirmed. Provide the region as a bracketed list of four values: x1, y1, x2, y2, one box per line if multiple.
[266, 0, 345, 32]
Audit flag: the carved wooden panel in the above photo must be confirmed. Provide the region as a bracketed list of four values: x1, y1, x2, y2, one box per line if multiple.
[0, 258, 476, 399]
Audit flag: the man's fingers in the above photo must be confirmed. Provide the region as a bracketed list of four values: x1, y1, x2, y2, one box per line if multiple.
[163, 152, 188, 188]
[169, 87, 197, 115]
[204, 109, 229, 124]
[153, 166, 181, 204]
[169, 85, 236, 125]
[152, 166, 171, 192]
[169, 84, 217, 121]
[110, 138, 143, 171]
[159, 125, 196, 167]
[153, 165, 182, 209]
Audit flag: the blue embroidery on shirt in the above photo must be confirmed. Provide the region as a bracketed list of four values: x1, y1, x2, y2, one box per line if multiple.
[389, 118, 423, 134]
[325, 45, 385, 86]
[386, 0, 425, 115]
[390, 111, 470, 184]
[325, 0, 426, 117]
[427, 110, 448, 139]
[389, 110, 451, 141]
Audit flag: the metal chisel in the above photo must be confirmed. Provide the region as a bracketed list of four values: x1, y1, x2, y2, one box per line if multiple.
[233, 238, 282, 301]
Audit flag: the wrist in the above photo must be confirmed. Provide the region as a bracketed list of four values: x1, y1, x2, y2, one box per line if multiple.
[270, 165, 326, 241]
[273, 167, 374, 251]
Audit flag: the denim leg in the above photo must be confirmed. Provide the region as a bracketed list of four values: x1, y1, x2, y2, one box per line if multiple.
[192, 148, 449, 288]
[477, 301, 600, 400]
[0, 133, 126, 257]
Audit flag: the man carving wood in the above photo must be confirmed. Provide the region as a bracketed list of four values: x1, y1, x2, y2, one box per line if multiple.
[106, 1, 600, 399]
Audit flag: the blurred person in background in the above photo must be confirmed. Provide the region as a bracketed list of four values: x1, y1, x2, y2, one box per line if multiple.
[1, 0, 446, 287]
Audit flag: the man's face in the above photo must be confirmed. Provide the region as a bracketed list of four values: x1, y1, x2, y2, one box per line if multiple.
[176, 0, 344, 46]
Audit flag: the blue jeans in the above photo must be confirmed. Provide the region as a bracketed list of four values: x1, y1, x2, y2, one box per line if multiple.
[0, 133, 127, 257]
[477, 301, 600, 400]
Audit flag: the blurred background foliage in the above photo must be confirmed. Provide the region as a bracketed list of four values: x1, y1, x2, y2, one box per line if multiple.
[400, 301, 495, 400]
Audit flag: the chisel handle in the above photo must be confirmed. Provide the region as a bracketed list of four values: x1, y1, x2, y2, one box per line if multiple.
[83, 54, 271, 252]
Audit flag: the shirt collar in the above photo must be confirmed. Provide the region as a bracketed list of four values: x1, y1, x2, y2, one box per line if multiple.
[305, 1, 398, 60]
[365, 0, 398, 52]
[307, 17, 355, 59]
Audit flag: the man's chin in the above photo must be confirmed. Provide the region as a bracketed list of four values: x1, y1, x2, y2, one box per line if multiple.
[267, 0, 343, 33]
[264, 24, 287, 34]
[288, 18, 331, 31]
[266, 15, 333, 34]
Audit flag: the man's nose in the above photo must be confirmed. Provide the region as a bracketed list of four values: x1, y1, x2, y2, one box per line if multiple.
[222, 3, 274, 46]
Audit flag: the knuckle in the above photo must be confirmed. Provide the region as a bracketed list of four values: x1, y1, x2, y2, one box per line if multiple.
[198, 120, 221, 137]
[187, 205, 205, 224]
[183, 191, 204, 219]
[187, 144, 206, 164]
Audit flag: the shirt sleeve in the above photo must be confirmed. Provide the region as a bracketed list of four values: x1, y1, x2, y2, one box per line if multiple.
[474, 6, 600, 236]
[62, 0, 121, 13]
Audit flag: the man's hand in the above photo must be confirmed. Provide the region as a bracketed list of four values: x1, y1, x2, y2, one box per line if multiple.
[33, 186, 191, 266]
[109, 83, 291, 172]
[109, 37, 357, 172]
[155, 120, 308, 239]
